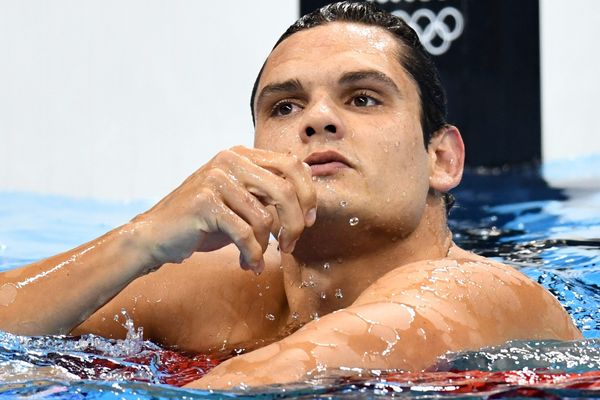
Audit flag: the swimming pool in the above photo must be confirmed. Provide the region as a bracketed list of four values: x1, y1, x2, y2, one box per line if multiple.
[1, 161, 600, 398]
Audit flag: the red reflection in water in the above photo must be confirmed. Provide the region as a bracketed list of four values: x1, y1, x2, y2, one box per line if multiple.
[86, 346, 600, 393]
[124, 349, 220, 386]
[378, 369, 600, 396]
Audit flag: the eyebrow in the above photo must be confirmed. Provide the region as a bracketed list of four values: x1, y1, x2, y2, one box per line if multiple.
[255, 79, 304, 110]
[338, 70, 402, 96]
[255, 70, 402, 111]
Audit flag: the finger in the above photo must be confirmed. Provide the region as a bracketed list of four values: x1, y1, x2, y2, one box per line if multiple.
[203, 197, 265, 273]
[231, 146, 317, 227]
[205, 168, 273, 253]
[224, 154, 305, 253]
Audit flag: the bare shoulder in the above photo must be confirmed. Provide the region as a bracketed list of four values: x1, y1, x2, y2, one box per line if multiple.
[73, 243, 288, 352]
[354, 244, 582, 343]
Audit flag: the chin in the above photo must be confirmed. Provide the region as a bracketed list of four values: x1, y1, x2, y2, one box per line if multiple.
[314, 188, 354, 210]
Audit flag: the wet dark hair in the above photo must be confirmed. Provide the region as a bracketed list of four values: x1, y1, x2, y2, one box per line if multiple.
[250, 1, 454, 212]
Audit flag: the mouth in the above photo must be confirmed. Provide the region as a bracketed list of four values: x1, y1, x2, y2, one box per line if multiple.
[304, 150, 352, 177]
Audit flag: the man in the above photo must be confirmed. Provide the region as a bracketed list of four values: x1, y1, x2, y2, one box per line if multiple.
[0, 2, 581, 389]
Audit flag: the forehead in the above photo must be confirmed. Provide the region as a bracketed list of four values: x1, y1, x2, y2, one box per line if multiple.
[258, 22, 415, 95]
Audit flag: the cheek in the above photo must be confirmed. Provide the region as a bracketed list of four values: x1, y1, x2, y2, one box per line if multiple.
[254, 122, 300, 151]
[357, 118, 428, 180]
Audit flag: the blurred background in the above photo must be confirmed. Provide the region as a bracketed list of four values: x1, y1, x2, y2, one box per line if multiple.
[0, 0, 599, 201]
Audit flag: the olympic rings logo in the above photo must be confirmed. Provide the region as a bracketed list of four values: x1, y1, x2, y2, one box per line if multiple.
[392, 7, 464, 55]
[367, 0, 464, 56]
[372, 0, 438, 3]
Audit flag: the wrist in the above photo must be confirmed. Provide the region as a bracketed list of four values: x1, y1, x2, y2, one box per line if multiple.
[118, 217, 165, 274]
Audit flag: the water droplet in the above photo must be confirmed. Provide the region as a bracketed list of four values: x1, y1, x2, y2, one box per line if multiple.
[310, 312, 320, 320]
[265, 313, 275, 321]
[291, 311, 300, 320]
[300, 279, 316, 288]
[323, 262, 330, 270]
[340, 200, 348, 208]
[320, 291, 327, 299]
[349, 217, 359, 226]
[335, 288, 344, 299]
[316, 362, 327, 373]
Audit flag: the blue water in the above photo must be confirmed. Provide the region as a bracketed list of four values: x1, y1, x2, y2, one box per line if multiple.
[1, 165, 600, 398]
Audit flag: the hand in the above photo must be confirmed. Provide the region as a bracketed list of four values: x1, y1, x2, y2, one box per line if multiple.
[134, 146, 317, 273]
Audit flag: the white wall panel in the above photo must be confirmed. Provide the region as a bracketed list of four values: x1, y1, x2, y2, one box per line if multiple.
[0, 0, 298, 200]
[540, 0, 600, 162]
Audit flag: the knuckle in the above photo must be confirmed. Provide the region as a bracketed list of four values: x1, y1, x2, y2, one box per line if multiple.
[253, 214, 274, 238]
[216, 149, 238, 165]
[229, 145, 245, 152]
[307, 190, 317, 207]
[286, 221, 304, 238]
[292, 156, 304, 170]
[195, 188, 218, 207]
[279, 181, 296, 200]
[240, 190, 256, 206]
[204, 167, 227, 185]
[237, 225, 255, 243]
[260, 212, 274, 227]
[282, 155, 301, 172]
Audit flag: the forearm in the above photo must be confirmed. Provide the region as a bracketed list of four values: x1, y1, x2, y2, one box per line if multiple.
[0, 220, 158, 335]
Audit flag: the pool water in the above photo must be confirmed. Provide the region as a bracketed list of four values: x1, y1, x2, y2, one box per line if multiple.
[1, 164, 600, 398]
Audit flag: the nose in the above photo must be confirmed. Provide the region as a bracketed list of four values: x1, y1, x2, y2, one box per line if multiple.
[300, 98, 345, 142]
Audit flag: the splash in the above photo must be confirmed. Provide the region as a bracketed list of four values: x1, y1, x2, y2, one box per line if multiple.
[0, 309, 220, 387]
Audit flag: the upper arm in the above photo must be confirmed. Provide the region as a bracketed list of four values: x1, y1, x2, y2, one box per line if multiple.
[352, 258, 582, 347]
[282, 256, 581, 373]
[191, 258, 581, 389]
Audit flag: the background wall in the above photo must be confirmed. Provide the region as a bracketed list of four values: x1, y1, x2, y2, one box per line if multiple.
[0, 0, 296, 201]
[540, 0, 600, 162]
[0, 0, 598, 201]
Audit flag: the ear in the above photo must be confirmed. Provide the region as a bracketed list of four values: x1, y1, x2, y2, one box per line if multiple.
[427, 125, 465, 192]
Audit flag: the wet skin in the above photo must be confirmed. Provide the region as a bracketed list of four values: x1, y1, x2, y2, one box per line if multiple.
[0, 22, 582, 389]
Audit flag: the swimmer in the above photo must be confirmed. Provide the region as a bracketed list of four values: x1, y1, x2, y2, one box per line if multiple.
[0, 2, 581, 389]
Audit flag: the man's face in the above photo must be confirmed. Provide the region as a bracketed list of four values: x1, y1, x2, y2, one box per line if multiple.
[253, 22, 432, 236]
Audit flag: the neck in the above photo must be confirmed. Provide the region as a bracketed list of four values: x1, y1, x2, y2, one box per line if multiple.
[281, 196, 452, 323]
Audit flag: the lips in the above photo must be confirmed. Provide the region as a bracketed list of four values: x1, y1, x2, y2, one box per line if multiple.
[304, 150, 352, 177]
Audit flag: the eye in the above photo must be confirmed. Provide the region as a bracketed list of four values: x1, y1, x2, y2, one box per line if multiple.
[351, 94, 380, 107]
[271, 101, 301, 117]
